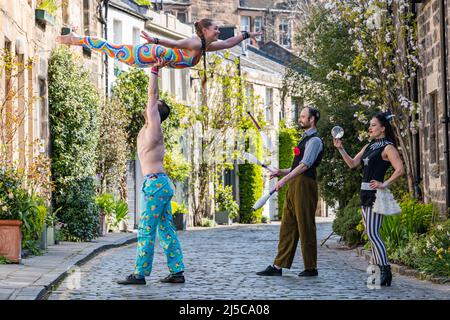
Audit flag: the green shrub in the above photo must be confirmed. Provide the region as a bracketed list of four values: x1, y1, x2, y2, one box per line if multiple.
[215, 184, 239, 221]
[48, 47, 100, 241]
[95, 193, 116, 216]
[0, 256, 11, 264]
[201, 218, 216, 228]
[56, 178, 100, 241]
[277, 123, 299, 219]
[332, 193, 362, 245]
[238, 163, 263, 223]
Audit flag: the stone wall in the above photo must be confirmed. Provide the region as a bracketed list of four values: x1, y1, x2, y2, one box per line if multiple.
[416, 0, 450, 215]
[189, 0, 239, 26]
[0, 0, 103, 165]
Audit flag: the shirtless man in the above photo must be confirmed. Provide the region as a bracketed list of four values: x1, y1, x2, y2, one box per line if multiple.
[118, 60, 185, 285]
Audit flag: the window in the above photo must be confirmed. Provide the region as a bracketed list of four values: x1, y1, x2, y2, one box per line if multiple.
[4, 40, 12, 158]
[177, 12, 187, 24]
[279, 18, 291, 47]
[254, 16, 263, 42]
[291, 97, 302, 124]
[17, 54, 26, 166]
[132, 27, 140, 46]
[27, 60, 34, 161]
[181, 69, 188, 101]
[113, 20, 123, 74]
[83, 0, 90, 35]
[429, 92, 440, 164]
[240, 16, 251, 32]
[245, 84, 253, 111]
[82, 0, 91, 57]
[38, 78, 49, 155]
[170, 68, 176, 95]
[265, 88, 273, 122]
[113, 20, 122, 43]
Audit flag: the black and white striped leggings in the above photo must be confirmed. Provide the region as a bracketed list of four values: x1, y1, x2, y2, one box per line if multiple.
[361, 206, 389, 266]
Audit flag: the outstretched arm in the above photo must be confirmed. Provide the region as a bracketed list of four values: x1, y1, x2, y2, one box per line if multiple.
[334, 138, 368, 169]
[205, 31, 263, 52]
[145, 66, 160, 123]
[141, 31, 201, 51]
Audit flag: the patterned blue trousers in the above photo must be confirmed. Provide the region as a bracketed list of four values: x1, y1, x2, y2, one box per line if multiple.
[134, 173, 184, 277]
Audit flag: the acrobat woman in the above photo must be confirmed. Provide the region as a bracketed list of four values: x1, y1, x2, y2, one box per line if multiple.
[57, 19, 262, 69]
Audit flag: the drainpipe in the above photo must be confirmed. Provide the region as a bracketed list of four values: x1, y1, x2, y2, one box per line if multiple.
[98, 0, 109, 96]
[439, 0, 450, 214]
[104, 0, 109, 97]
[411, 2, 422, 200]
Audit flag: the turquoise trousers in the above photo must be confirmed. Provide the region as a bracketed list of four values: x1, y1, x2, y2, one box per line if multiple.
[134, 173, 184, 277]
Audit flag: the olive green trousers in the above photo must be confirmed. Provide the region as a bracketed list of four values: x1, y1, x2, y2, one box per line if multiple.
[274, 174, 318, 270]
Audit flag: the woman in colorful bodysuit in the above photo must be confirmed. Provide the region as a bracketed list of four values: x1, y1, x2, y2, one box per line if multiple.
[333, 112, 405, 287]
[56, 19, 262, 69]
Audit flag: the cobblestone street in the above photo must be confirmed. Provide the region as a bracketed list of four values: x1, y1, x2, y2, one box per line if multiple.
[47, 221, 450, 300]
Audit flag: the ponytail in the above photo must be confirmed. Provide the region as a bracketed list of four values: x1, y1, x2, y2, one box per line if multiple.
[374, 111, 397, 146]
[194, 19, 213, 86]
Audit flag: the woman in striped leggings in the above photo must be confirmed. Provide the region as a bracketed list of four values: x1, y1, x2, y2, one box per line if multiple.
[333, 112, 405, 286]
[56, 19, 261, 70]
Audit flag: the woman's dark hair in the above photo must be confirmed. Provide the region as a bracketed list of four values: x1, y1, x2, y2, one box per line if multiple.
[373, 112, 397, 146]
[194, 19, 214, 86]
[158, 100, 171, 123]
[194, 19, 214, 38]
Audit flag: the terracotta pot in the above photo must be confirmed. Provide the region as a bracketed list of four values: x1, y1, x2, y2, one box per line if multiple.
[0, 220, 22, 263]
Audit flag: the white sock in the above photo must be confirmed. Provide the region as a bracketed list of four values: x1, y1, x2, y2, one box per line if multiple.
[273, 264, 281, 270]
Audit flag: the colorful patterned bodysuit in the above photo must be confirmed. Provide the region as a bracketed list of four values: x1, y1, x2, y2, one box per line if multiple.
[78, 36, 202, 69]
[134, 173, 184, 278]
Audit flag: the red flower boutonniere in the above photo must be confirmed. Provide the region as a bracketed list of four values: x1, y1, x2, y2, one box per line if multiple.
[293, 147, 301, 156]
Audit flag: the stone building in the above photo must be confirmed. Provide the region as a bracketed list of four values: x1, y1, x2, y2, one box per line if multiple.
[161, 0, 301, 50]
[0, 0, 103, 164]
[416, 0, 450, 215]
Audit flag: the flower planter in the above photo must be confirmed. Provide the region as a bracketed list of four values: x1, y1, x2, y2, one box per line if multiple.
[46, 225, 55, 246]
[0, 220, 23, 263]
[215, 211, 232, 225]
[99, 214, 108, 236]
[173, 213, 186, 231]
[119, 220, 128, 232]
[35, 9, 56, 26]
[39, 223, 48, 250]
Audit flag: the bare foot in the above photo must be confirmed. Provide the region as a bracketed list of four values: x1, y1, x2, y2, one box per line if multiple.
[56, 30, 81, 45]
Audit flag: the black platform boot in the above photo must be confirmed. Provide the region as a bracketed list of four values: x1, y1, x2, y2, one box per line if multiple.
[379, 265, 392, 287]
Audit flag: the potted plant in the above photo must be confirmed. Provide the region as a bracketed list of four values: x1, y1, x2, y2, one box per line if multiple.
[215, 185, 238, 225]
[35, 0, 58, 26]
[0, 167, 25, 263]
[171, 201, 187, 231]
[95, 193, 115, 236]
[112, 199, 129, 232]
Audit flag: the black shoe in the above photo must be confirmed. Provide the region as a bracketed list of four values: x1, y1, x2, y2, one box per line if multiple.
[298, 269, 318, 277]
[379, 265, 392, 287]
[160, 272, 185, 283]
[256, 265, 282, 276]
[117, 274, 146, 285]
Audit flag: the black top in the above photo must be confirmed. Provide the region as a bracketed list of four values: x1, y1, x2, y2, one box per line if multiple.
[290, 132, 323, 180]
[360, 138, 393, 207]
